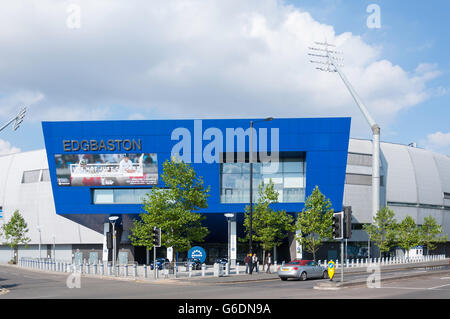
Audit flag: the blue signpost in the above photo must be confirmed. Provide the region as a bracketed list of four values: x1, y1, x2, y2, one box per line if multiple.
[188, 246, 207, 263]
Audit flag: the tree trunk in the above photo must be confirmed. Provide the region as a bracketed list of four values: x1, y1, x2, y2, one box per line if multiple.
[262, 249, 266, 271]
[14, 246, 18, 264]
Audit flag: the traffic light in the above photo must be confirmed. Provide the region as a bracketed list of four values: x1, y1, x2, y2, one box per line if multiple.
[343, 206, 352, 239]
[153, 227, 161, 247]
[332, 212, 343, 240]
[13, 107, 26, 131]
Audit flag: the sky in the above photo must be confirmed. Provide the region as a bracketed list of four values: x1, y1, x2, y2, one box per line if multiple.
[0, 0, 449, 156]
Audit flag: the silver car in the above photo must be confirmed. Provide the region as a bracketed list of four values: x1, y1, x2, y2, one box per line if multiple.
[278, 260, 328, 281]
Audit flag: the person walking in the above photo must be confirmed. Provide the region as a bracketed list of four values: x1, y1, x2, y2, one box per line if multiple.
[244, 254, 250, 274]
[266, 253, 272, 274]
[252, 254, 259, 273]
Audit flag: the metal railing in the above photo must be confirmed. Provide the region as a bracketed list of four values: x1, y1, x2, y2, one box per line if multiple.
[316, 254, 447, 268]
[18, 254, 447, 279]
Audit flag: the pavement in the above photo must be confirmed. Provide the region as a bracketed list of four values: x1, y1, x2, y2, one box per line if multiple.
[1, 262, 450, 299]
[5, 259, 449, 286]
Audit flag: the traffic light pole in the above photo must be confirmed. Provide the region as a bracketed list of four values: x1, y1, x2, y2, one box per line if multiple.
[154, 245, 157, 280]
[341, 239, 344, 283]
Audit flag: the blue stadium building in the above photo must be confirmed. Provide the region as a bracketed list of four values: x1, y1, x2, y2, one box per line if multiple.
[38, 117, 351, 263]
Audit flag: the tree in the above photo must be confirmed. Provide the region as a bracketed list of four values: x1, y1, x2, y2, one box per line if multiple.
[397, 215, 421, 259]
[295, 186, 334, 261]
[241, 180, 295, 266]
[420, 215, 447, 255]
[363, 207, 398, 258]
[1, 210, 31, 264]
[129, 158, 210, 259]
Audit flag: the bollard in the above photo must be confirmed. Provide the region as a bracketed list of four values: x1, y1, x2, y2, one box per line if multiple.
[133, 264, 137, 279]
[124, 264, 128, 277]
[188, 264, 192, 277]
[144, 264, 147, 278]
[115, 264, 119, 277]
[201, 264, 206, 277]
[214, 263, 219, 277]
[94, 263, 98, 275]
[225, 263, 230, 276]
[274, 261, 277, 272]
[236, 262, 240, 275]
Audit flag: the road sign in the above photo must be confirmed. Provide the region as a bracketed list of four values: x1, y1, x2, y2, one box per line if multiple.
[188, 246, 206, 263]
[328, 261, 336, 281]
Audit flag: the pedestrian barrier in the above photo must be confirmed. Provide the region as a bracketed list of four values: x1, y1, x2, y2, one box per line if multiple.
[16, 255, 448, 281]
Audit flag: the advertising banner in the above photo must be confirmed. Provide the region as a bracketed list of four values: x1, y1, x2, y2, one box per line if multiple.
[54, 153, 158, 186]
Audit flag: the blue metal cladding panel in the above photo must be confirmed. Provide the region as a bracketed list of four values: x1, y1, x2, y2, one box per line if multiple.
[42, 118, 350, 216]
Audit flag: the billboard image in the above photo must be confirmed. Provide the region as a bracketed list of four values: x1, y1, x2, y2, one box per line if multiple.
[54, 153, 158, 186]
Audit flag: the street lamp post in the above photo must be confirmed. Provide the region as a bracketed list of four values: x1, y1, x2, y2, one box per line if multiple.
[224, 213, 235, 265]
[249, 117, 274, 275]
[108, 216, 119, 273]
[37, 225, 42, 259]
[52, 235, 56, 261]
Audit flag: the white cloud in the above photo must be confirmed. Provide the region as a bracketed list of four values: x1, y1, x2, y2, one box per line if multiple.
[0, 139, 20, 156]
[0, 0, 441, 138]
[423, 131, 450, 156]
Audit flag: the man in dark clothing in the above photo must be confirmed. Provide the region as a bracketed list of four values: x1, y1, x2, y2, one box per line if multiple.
[244, 254, 250, 274]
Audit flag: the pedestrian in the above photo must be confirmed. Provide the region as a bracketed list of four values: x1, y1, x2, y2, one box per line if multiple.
[252, 254, 259, 273]
[266, 253, 272, 273]
[244, 254, 250, 274]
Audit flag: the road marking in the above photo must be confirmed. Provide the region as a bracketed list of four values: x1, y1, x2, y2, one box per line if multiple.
[440, 277, 450, 280]
[428, 283, 450, 290]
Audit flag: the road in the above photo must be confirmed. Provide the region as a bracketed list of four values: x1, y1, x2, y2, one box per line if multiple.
[0, 265, 449, 299]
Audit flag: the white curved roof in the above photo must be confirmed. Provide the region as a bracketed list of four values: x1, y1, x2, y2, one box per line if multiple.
[0, 149, 103, 245]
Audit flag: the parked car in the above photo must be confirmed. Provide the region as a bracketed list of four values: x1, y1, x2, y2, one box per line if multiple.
[150, 258, 170, 270]
[277, 260, 328, 281]
[216, 257, 228, 265]
[183, 258, 202, 270]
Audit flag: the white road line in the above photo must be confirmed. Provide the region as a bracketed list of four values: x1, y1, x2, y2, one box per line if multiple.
[428, 283, 450, 290]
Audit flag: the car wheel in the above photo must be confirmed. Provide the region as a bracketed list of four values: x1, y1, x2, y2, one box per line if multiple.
[322, 271, 328, 279]
[281, 277, 287, 281]
[300, 272, 307, 281]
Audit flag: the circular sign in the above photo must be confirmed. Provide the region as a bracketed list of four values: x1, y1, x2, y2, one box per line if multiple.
[327, 261, 336, 280]
[188, 246, 206, 263]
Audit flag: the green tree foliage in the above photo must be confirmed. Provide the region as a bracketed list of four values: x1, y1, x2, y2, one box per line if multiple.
[363, 207, 398, 258]
[1, 210, 30, 264]
[129, 158, 210, 256]
[420, 215, 447, 254]
[295, 186, 334, 261]
[241, 180, 295, 265]
[397, 215, 421, 259]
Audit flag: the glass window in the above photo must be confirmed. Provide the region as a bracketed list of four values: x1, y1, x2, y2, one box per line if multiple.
[22, 170, 41, 183]
[41, 169, 50, 182]
[93, 188, 153, 204]
[220, 156, 306, 203]
[93, 189, 114, 204]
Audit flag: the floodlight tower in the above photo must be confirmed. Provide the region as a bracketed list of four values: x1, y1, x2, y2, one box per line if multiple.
[309, 41, 380, 259]
[0, 106, 27, 133]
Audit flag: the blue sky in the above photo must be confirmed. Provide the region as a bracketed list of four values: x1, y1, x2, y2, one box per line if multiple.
[290, 0, 450, 151]
[0, 0, 449, 155]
